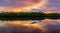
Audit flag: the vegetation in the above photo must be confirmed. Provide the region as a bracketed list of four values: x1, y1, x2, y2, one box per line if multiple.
[0, 12, 60, 20]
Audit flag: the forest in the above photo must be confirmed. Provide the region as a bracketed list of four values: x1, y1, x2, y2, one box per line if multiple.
[0, 12, 60, 20]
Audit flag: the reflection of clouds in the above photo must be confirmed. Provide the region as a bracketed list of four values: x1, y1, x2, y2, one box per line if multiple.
[40, 19, 60, 26]
[0, 22, 45, 33]
[0, 22, 5, 27]
[0, 20, 60, 33]
[40, 19, 60, 33]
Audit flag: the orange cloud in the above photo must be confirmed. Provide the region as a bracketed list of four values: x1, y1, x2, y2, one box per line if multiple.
[0, 0, 47, 12]
[23, 0, 47, 9]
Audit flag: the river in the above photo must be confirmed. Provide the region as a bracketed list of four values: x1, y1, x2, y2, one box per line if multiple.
[0, 19, 60, 33]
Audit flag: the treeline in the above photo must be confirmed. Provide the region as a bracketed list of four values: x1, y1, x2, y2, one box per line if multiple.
[0, 12, 60, 20]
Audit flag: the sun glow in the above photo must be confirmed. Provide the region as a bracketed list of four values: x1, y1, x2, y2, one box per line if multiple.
[21, 0, 47, 12]
[10, 8, 22, 12]
[23, 0, 47, 9]
[44, 11, 52, 14]
[4, 0, 47, 12]
[0, 0, 47, 12]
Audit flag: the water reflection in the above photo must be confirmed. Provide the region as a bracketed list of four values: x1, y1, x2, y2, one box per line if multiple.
[0, 19, 60, 25]
[0, 19, 60, 28]
[0, 19, 60, 33]
[0, 20, 41, 25]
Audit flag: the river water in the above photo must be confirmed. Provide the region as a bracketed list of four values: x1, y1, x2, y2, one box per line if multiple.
[0, 19, 60, 33]
[0, 19, 60, 25]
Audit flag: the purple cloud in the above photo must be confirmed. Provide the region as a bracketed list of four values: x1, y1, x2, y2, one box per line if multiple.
[0, 0, 42, 8]
[41, 0, 60, 13]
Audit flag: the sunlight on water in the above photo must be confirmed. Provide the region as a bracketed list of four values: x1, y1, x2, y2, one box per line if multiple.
[0, 19, 60, 25]
[0, 19, 60, 33]
[44, 18, 52, 22]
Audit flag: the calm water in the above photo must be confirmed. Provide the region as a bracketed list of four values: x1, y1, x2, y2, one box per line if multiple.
[0, 19, 60, 25]
[0, 19, 60, 33]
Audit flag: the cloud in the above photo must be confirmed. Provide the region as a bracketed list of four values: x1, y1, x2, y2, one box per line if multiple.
[0, 0, 45, 8]
[41, 0, 60, 13]
[0, 0, 47, 12]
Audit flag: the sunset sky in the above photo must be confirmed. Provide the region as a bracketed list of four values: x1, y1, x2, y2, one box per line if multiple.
[0, 0, 60, 13]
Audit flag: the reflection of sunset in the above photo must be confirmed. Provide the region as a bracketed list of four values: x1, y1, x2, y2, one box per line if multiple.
[44, 18, 52, 22]
[2, 21, 46, 33]
[4, 21, 22, 25]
